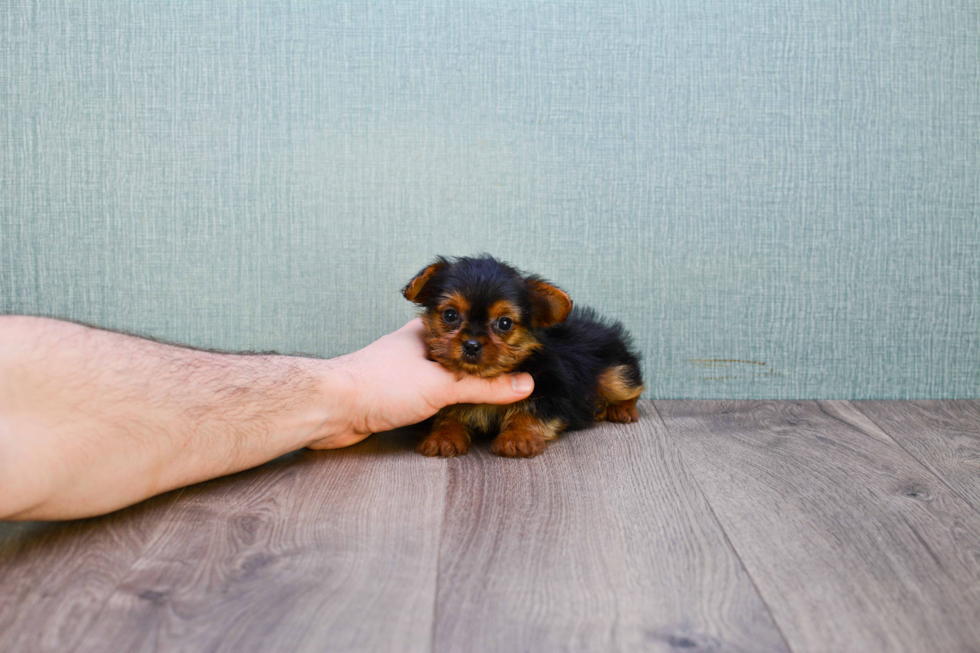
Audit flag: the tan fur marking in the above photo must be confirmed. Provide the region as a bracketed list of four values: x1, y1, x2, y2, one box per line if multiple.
[488, 299, 519, 320]
[446, 401, 529, 433]
[438, 291, 470, 316]
[597, 365, 644, 403]
[595, 365, 643, 423]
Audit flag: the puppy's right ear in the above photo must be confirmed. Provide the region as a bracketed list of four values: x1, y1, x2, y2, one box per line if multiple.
[403, 259, 447, 304]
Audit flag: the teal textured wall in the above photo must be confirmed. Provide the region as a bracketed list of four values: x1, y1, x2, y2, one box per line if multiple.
[1, 1, 978, 398]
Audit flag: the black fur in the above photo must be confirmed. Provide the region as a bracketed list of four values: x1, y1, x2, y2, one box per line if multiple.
[520, 305, 642, 430]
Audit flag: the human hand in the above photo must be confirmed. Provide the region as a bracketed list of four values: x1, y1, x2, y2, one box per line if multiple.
[307, 319, 534, 449]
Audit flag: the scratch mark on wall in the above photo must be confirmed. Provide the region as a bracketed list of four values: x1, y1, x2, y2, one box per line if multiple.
[686, 359, 782, 381]
[686, 359, 768, 367]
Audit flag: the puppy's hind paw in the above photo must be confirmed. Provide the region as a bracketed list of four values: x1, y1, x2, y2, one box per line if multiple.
[605, 400, 639, 423]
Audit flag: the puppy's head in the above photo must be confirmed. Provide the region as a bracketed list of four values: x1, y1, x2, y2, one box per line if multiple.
[403, 255, 573, 377]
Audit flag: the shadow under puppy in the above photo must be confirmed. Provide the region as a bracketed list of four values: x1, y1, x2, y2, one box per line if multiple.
[403, 255, 644, 458]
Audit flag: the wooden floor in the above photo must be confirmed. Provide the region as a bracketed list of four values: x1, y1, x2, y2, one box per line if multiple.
[2, 401, 979, 653]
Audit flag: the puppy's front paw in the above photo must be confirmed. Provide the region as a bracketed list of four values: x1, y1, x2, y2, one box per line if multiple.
[417, 422, 470, 457]
[491, 429, 545, 458]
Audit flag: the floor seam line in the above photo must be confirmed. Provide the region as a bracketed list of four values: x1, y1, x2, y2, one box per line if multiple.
[649, 400, 797, 653]
[428, 459, 450, 653]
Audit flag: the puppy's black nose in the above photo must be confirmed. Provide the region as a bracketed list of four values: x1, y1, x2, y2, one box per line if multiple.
[462, 339, 482, 356]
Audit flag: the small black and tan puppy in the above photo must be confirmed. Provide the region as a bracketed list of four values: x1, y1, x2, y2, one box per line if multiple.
[403, 255, 643, 458]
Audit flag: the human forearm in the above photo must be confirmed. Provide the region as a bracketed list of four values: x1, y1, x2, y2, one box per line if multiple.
[0, 317, 349, 520]
[0, 317, 532, 521]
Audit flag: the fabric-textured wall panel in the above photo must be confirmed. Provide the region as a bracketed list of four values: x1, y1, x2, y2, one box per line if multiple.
[1, 1, 978, 398]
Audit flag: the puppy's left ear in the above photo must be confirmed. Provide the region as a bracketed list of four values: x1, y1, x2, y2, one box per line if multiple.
[527, 277, 573, 328]
[403, 259, 447, 304]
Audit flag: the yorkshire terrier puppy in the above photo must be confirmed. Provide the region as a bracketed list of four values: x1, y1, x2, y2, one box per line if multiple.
[403, 255, 644, 458]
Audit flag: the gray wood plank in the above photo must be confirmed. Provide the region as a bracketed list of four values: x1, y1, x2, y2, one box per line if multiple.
[70, 428, 446, 653]
[655, 400, 980, 653]
[854, 400, 980, 513]
[0, 493, 180, 653]
[433, 401, 789, 653]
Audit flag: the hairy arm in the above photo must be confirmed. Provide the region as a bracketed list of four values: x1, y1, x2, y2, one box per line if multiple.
[0, 317, 532, 520]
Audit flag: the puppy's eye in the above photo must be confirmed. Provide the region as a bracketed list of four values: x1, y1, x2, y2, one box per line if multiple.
[442, 308, 459, 325]
[496, 317, 513, 332]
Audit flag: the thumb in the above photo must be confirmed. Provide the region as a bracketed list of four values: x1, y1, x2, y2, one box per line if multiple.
[452, 373, 534, 405]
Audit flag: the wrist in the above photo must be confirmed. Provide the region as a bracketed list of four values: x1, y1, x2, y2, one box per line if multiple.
[301, 356, 362, 449]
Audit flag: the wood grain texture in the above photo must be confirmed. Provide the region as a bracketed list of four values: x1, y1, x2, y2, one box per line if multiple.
[433, 402, 789, 653]
[5, 401, 978, 652]
[0, 493, 180, 653]
[854, 401, 980, 513]
[655, 400, 980, 653]
[69, 428, 446, 653]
